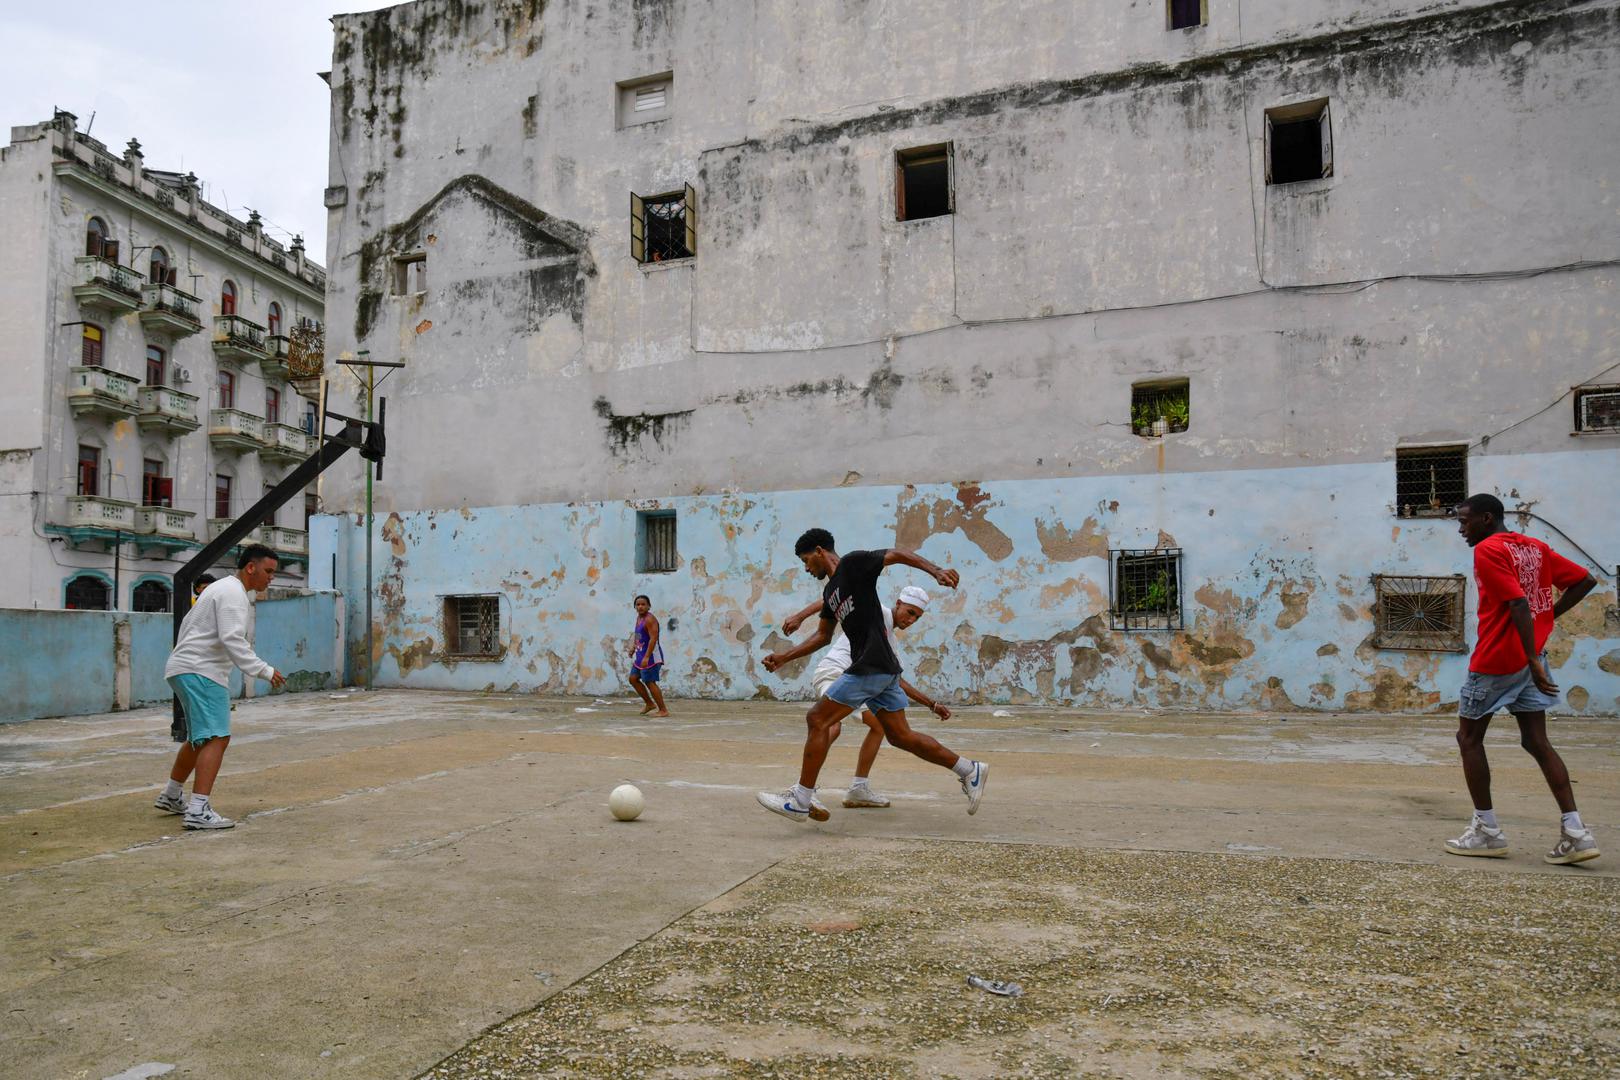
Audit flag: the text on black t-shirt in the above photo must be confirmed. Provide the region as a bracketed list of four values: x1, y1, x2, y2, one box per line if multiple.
[820, 548, 901, 677]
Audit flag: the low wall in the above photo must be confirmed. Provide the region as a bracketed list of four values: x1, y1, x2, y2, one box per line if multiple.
[0, 592, 344, 723]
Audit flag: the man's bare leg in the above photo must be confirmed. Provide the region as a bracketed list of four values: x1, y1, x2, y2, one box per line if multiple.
[1514, 712, 1577, 813]
[629, 676, 656, 714]
[1456, 715, 1494, 812]
[191, 736, 230, 797]
[646, 680, 670, 718]
[856, 711, 884, 778]
[873, 707, 988, 814]
[800, 696, 856, 788]
[169, 741, 200, 785]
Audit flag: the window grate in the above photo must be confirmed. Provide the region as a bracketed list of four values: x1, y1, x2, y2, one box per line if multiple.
[1131, 381, 1190, 437]
[444, 595, 501, 657]
[1110, 549, 1183, 631]
[631, 187, 695, 263]
[1371, 574, 1466, 652]
[132, 580, 172, 613]
[1395, 446, 1467, 518]
[1575, 386, 1620, 433]
[65, 575, 110, 610]
[638, 511, 678, 573]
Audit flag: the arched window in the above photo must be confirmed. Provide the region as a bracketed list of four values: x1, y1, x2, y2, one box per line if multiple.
[146, 344, 165, 386]
[85, 217, 108, 258]
[221, 280, 237, 316]
[266, 302, 282, 336]
[81, 324, 103, 366]
[132, 580, 172, 613]
[65, 574, 110, 611]
[149, 246, 170, 285]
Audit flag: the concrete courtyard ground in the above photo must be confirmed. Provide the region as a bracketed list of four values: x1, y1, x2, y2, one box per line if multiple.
[0, 691, 1615, 1079]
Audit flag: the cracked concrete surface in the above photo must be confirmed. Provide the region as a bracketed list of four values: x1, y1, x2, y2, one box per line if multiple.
[1, 690, 1615, 1078]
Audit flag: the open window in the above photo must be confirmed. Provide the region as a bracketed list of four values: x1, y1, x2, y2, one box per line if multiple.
[1167, 0, 1207, 30]
[631, 185, 696, 263]
[77, 445, 101, 497]
[146, 345, 166, 386]
[142, 458, 173, 507]
[149, 246, 171, 285]
[132, 579, 173, 613]
[392, 252, 427, 295]
[1131, 380, 1190, 437]
[1265, 99, 1333, 185]
[85, 217, 110, 258]
[1110, 549, 1184, 631]
[1394, 445, 1466, 518]
[896, 143, 954, 221]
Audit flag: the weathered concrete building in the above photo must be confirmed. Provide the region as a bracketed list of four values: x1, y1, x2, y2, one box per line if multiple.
[316, 0, 1620, 712]
[0, 113, 327, 613]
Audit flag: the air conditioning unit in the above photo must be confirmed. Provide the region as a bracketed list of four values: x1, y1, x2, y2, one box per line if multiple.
[174, 365, 193, 384]
[1578, 389, 1620, 433]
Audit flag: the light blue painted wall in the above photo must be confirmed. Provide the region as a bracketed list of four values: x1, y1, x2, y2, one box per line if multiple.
[0, 594, 342, 723]
[319, 449, 1620, 714]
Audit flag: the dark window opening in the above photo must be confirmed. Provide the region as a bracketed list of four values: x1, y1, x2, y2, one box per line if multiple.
[146, 345, 165, 387]
[85, 217, 109, 258]
[65, 575, 110, 611]
[215, 474, 232, 519]
[1132, 380, 1190, 437]
[638, 510, 678, 572]
[1574, 386, 1620, 433]
[631, 185, 696, 263]
[303, 401, 318, 436]
[1168, 0, 1205, 30]
[77, 445, 101, 497]
[142, 459, 172, 507]
[132, 580, 172, 613]
[218, 371, 235, 410]
[1371, 574, 1466, 652]
[1110, 549, 1183, 631]
[266, 387, 280, 426]
[444, 595, 501, 657]
[897, 143, 953, 221]
[1395, 446, 1467, 518]
[304, 492, 318, 529]
[267, 302, 282, 336]
[1265, 99, 1333, 185]
[149, 246, 170, 285]
[81, 324, 104, 367]
[221, 280, 237, 315]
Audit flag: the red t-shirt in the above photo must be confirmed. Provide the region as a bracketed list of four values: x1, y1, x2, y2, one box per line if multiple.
[1470, 532, 1588, 674]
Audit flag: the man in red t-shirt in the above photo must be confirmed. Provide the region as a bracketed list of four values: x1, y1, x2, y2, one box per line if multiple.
[1446, 494, 1599, 865]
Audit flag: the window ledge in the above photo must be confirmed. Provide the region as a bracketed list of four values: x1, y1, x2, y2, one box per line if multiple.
[1267, 176, 1336, 196]
[638, 257, 694, 275]
[440, 651, 507, 664]
[1570, 429, 1620, 438]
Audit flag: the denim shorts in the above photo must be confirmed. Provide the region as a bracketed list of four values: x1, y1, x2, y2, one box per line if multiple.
[631, 663, 662, 684]
[168, 673, 232, 747]
[1459, 654, 1560, 719]
[825, 671, 907, 715]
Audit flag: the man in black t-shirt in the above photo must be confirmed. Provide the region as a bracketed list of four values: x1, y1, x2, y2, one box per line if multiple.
[759, 527, 989, 822]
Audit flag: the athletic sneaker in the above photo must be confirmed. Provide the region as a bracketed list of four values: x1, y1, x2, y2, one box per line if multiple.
[183, 805, 235, 830]
[756, 789, 811, 822]
[1544, 828, 1600, 866]
[807, 797, 831, 823]
[843, 785, 891, 809]
[1444, 819, 1508, 858]
[154, 791, 187, 815]
[960, 760, 989, 816]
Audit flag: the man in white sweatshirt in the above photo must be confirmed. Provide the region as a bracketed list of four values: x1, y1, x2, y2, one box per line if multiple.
[156, 544, 285, 830]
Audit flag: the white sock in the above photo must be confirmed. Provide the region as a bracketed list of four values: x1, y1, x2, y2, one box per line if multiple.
[791, 784, 814, 809]
[1562, 811, 1585, 833]
[189, 793, 210, 814]
[1475, 808, 1498, 829]
[951, 758, 974, 779]
[850, 776, 870, 789]
[162, 779, 183, 800]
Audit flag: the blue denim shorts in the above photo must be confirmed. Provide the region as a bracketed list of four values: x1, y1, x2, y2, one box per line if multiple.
[168, 673, 232, 747]
[1459, 654, 1560, 719]
[632, 663, 662, 684]
[825, 671, 907, 715]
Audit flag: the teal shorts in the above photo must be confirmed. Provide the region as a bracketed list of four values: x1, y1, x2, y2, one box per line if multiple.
[168, 673, 231, 747]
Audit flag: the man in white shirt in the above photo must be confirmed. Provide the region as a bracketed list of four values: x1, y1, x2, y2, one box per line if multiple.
[155, 545, 286, 830]
[781, 584, 951, 811]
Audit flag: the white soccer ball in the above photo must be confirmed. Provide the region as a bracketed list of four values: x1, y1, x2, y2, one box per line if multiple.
[609, 783, 645, 821]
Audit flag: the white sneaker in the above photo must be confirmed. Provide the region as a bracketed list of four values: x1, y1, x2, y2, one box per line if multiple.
[1545, 828, 1600, 865]
[183, 805, 235, 830]
[960, 761, 988, 816]
[1444, 819, 1508, 858]
[756, 789, 811, 822]
[843, 785, 891, 809]
[154, 791, 186, 815]
[807, 797, 831, 823]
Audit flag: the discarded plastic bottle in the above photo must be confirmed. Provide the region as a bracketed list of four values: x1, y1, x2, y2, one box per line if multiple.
[967, 975, 1023, 998]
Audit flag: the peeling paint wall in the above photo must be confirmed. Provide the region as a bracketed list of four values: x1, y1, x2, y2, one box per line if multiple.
[317, 0, 1620, 712]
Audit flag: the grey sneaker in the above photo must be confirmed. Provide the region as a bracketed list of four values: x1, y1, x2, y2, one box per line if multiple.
[960, 761, 988, 816]
[154, 791, 187, 815]
[183, 805, 235, 830]
[1445, 819, 1508, 858]
[843, 785, 891, 809]
[1545, 828, 1599, 866]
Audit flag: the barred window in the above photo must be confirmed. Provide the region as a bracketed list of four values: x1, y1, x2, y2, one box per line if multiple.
[1574, 385, 1620, 434]
[1371, 575, 1466, 652]
[638, 510, 678, 573]
[1132, 380, 1190, 437]
[1110, 549, 1183, 631]
[631, 185, 696, 264]
[132, 580, 172, 613]
[444, 595, 502, 657]
[1395, 445, 1467, 518]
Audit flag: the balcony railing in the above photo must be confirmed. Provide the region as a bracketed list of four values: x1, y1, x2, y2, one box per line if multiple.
[67, 365, 141, 420]
[260, 422, 312, 463]
[208, 408, 263, 454]
[138, 283, 203, 337]
[264, 526, 309, 556]
[72, 256, 143, 313]
[63, 495, 136, 530]
[262, 334, 292, 380]
[136, 385, 202, 435]
[212, 314, 268, 364]
[135, 505, 197, 540]
[207, 519, 265, 545]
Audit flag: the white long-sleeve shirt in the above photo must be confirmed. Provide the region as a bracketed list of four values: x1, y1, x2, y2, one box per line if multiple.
[164, 575, 275, 687]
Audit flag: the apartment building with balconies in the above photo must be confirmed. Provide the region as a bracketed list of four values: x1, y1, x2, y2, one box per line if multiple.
[0, 111, 326, 612]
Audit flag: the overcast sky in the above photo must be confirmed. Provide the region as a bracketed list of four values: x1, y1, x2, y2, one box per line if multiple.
[1, 2, 396, 262]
